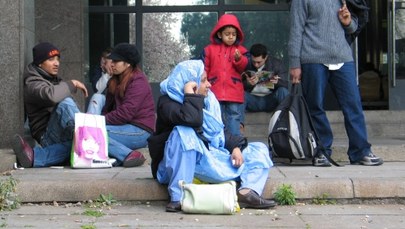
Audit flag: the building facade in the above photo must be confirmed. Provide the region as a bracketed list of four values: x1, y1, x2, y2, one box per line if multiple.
[0, 0, 404, 148]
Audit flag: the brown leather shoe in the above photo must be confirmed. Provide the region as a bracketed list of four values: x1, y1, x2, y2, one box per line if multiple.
[237, 189, 276, 209]
[12, 134, 34, 168]
[123, 150, 146, 167]
[166, 201, 181, 212]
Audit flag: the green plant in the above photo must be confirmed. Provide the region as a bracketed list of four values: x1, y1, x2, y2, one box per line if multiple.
[86, 193, 117, 209]
[273, 184, 296, 205]
[82, 209, 105, 217]
[312, 193, 337, 205]
[0, 177, 20, 211]
[0, 222, 7, 228]
[96, 193, 116, 206]
[81, 223, 96, 229]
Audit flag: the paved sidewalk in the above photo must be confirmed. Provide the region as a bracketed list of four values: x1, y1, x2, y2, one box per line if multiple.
[0, 202, 404, 228]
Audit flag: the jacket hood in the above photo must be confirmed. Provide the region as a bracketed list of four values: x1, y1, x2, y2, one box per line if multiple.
[210, 14, 244, 45]
[24, 63, 61, 84]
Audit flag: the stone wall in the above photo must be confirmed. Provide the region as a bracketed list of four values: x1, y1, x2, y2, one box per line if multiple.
[35, 0, 87, 110]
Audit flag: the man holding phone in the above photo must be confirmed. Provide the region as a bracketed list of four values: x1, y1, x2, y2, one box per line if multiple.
[241, 43, 289, 126]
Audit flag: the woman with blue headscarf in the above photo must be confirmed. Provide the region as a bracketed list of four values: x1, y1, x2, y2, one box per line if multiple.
[148, 60, 274, 212]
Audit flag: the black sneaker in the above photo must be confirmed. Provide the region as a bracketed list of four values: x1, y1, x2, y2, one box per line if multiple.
[353, 152, 383, 166]
[312, 154, 331, 167]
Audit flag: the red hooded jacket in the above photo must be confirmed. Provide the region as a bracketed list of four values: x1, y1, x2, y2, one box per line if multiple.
[202, 14, 248, 103]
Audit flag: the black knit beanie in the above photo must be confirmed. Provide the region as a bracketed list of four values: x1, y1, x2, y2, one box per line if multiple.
[33, 42, 60, 66]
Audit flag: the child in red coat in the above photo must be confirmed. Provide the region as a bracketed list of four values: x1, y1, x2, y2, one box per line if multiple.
[201, 14, 248, 136]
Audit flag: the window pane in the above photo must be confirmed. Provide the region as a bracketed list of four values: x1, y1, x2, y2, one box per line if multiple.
[229, 11, 290, 69]
[143, 12, 217, 82]
[225, 0, 289, 4]
[143, 0, 217, 6]
[89, 0, 135, 6]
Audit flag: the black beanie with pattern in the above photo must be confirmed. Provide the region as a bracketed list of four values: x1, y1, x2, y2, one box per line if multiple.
[32, 42, 60, 66]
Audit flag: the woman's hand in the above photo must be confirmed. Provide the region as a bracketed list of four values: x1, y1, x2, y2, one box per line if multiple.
[184, 81, 198, 94]
[231, 147, 244, 167]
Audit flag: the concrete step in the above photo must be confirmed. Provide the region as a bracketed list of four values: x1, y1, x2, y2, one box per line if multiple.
[247, 137, 405, 162]
[244, 110, 405, 139]
[5, 162, 405, 203]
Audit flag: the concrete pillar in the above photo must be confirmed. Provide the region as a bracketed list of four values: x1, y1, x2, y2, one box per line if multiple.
[0, 0, 33, 148]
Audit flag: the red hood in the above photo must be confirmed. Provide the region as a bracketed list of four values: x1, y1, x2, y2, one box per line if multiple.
[210, 14, 244, 45]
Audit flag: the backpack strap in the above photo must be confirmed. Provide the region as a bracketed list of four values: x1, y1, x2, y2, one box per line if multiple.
[296, 83, 343, 167]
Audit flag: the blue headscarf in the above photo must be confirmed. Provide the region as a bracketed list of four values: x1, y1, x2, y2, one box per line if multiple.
[160, 60, 225, 151]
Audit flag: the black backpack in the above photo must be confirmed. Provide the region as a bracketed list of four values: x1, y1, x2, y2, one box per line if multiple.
[345, 0, 370, 44]
[268, 84, 339, 166]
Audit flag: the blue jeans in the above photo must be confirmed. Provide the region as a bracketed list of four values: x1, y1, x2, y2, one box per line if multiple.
[87, 93, 105, 115]
[219, 102, 243, 136]
[34, 97, 79, 167]
[241, 87, 289, 124]
[87, 93, 151, 164]
[301, 62, 371, 163]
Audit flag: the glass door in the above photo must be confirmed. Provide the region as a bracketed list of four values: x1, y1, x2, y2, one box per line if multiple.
[388, 0, 405, 109]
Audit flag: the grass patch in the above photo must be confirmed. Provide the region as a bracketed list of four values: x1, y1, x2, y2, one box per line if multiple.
[0, 176, 20, 211]
[81, 223, 96, 229]
[86, 193, 117, 209]
[82, 209, 105, 217]
[312, 193, 337, 205]
[273, 184, 297, 205]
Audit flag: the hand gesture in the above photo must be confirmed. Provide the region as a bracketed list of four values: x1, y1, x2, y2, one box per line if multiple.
[71, 80, 89, 97]
[338, 2, 351, 27]
[234, 49, 241, 62]
[184, 81, 198, 94]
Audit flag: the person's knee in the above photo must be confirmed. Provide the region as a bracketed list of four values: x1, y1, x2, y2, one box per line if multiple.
[90, 93, 106, 102]
[56, 97, 79, 113]
[275, 87, 289, 102]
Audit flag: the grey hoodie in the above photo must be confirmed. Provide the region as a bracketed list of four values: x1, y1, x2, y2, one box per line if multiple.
[23, 63, 76, 142]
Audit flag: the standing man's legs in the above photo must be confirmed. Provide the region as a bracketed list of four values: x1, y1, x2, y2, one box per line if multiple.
[301, 64, 334, 156]
[328, 62, 378, 163]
